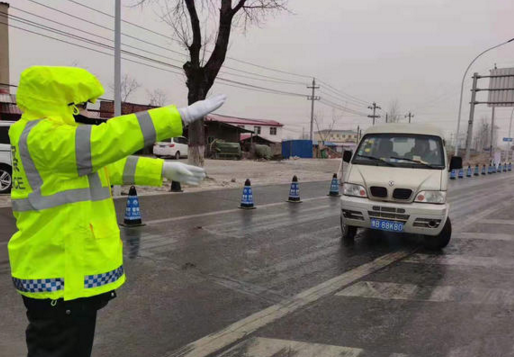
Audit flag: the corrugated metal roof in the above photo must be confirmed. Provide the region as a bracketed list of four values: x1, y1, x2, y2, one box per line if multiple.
[206, 114, 283, 127]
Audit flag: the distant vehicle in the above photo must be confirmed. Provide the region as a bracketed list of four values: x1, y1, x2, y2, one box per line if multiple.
[0, 121, 13, 194]
[340, 123, 462, 250]
[153, 136, 189, 159]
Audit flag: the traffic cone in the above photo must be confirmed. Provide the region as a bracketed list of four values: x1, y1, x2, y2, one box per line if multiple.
[466, 165, 472, 177]
[122, 186, 144, 226]
[240, 179, 256, 209]
[287, 175, 302, 203]
[170, 181, 184, 192]
[328, 173, 340, 196]
[474, 164, 479, 176]
[481, 164, 486, 175]
[450, 169, 456, 180]
[458, 168, 464, 179]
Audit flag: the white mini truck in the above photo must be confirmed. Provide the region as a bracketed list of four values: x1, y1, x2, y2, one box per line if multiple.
[340, 123, 462, 250]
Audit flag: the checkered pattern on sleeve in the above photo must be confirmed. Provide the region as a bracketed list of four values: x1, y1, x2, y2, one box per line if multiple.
[12, 277, 64, 293]
[84, 266, 124, 289]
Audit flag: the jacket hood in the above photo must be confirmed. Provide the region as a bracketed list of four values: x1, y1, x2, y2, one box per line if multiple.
[16, 66, 105, 125]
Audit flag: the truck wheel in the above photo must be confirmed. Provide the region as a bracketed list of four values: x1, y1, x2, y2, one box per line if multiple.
[424, 217, 452, 250]
[0, 165, 12, 194]
[341, 216, 357, 244]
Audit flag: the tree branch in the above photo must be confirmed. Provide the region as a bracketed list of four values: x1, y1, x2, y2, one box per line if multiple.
[184, 0, 202, 68]
[232, 0, 247, 15]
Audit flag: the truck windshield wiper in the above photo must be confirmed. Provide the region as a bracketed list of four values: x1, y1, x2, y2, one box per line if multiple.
[356, 154, 396, 167]
[390, 156, 439, 169]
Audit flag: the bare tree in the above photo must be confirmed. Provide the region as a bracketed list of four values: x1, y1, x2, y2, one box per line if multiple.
[135, 0, 289, 166]
[387, 99, 402, 123]
[147, 89, 169, 107]
[110, 74, 141, 102]
[313, 113, 336, 144]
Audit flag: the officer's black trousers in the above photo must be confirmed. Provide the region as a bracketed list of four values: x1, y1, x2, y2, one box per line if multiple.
[22, 292, 115, 357]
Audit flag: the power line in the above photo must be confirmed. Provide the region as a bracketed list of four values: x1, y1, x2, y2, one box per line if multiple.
[317, 79, 370, 105]
[10, 8, 306, 87]
[21, 1, 310, 85]
[319, 99, 369, 117]
[64, 0, 313, 80]
[319, 90, 369, 109]
[64, 0, 179, 42]
[18, 0, 366, 102]
[3, 20, 311, 100]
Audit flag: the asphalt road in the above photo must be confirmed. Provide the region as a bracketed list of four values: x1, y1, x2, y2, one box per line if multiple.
[2, 173, 514, 357]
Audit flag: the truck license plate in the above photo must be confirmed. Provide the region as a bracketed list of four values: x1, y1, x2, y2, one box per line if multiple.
[370, 219, 404, 232]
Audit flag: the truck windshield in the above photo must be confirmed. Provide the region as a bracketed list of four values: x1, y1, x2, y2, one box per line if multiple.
[352, 134, 445, 169]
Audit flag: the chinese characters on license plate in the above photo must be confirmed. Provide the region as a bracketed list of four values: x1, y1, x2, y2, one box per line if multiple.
[370, 219, 404, 232]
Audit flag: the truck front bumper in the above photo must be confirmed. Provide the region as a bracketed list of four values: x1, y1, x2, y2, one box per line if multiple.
[340, 195, 449, 236]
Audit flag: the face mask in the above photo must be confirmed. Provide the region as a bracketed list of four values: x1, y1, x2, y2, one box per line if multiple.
[73, 113, 105, 126]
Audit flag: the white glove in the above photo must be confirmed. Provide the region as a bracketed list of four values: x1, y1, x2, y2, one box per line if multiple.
[162, 162, 206, 186]
[178, 94, 227, 125]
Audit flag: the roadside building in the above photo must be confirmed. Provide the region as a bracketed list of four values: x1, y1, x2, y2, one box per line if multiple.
[0, 93, 21, 121]
[206, 114, 283, 142]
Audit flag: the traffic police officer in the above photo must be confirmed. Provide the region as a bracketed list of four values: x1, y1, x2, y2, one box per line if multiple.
[8, 66, 226, 356]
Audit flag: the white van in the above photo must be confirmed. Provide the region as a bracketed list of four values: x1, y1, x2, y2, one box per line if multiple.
[340, 123, 462, 250]
[0, 121, 13, 194]
[153, 136, 189, 159]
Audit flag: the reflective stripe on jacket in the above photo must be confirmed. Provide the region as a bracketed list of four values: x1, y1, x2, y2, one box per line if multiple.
[8, 66, 183, 301]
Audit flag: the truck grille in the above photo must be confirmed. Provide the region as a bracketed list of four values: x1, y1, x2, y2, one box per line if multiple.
[393, 188, 413, 200]
[368, 206, 409, 222]
[370, 186, 388, 198]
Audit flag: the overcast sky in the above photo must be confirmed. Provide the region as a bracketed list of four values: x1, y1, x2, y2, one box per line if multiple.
[5, 0, 514, 142]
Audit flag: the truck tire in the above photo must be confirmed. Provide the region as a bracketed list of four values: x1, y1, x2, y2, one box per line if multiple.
[341, 216, 357, 244]
[424, 217, 451, 250]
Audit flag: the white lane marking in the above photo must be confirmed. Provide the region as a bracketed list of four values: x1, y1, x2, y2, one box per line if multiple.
[337, 281, 514, 305]
[218, 337, 364, 357]
[404, 254, 514, 269]
[479, 219, 514, 225]
[164, 250, 413, 357]
[453, 232, 514, 241]
[146, 196, 329, 226]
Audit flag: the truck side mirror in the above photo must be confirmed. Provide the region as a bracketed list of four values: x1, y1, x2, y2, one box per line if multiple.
[449, 156, 463, 172]
[343, 150, 353, 163]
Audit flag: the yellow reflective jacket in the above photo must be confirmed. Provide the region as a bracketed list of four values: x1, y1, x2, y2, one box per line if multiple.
[8, 66, 182, 301]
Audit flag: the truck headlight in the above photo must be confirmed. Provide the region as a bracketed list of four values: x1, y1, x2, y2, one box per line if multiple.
[415, 191, 446, 204]
[343, 183, 368, 198]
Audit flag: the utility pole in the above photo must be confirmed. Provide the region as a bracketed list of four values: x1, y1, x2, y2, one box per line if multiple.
[490, 105, 496, 159]
[367, 102, 381, 125]
[464, 72, 479, 162]
[508, 108, 514, 162]
[405, 111, 414, 123]
[356, 125, 360, 142]
[112, 0, 122, 197]
[307, 78, 320, 141]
